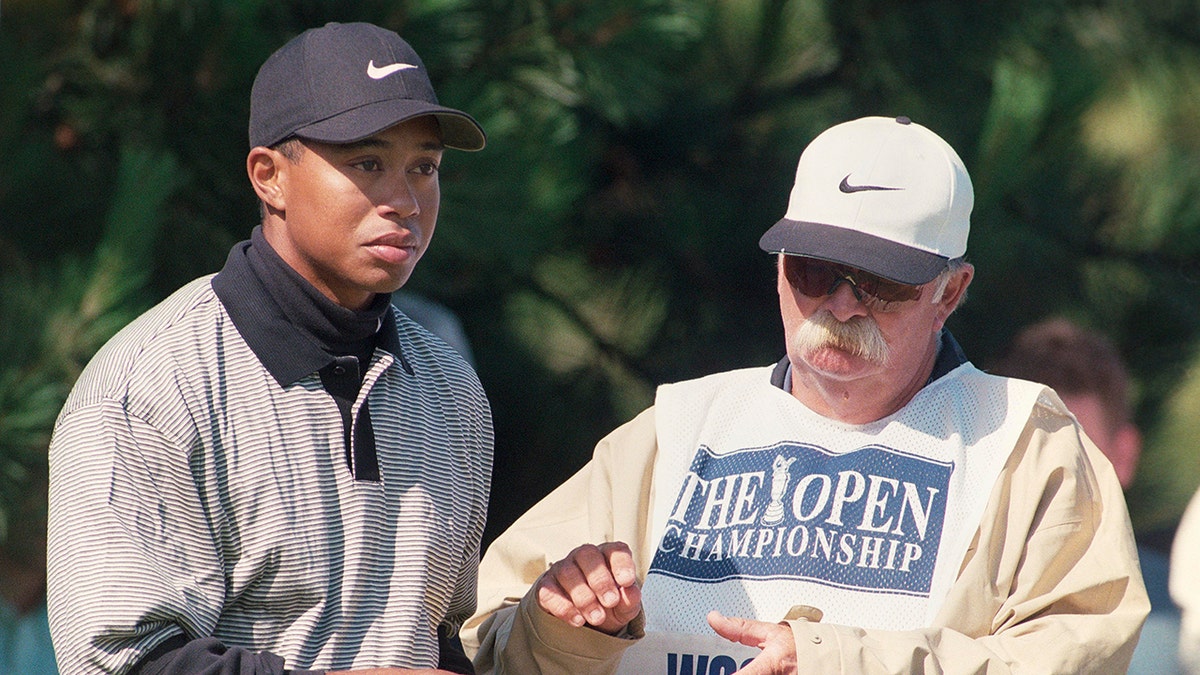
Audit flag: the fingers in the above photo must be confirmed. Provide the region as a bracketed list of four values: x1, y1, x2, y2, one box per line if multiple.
[732, 657, 784, 675]
[535, 564, 587, 627]
[605, 579, 642, 629]
[602, 541, 638, 588]
[709, 611, 800, 675]
[536, 556, 602, 628]
[535, 542, 642, 634]
[707, 610, 770, 649]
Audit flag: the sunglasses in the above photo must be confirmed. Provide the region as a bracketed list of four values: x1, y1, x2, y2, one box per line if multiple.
[782, 256, 924, 312]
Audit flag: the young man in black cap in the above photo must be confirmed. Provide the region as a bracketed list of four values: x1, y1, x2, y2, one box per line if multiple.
[463, 117, 1148, 674]
[47, 22, 492, 674]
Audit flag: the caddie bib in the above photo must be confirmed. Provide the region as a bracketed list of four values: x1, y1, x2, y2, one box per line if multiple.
[615, 363, 1047, 674]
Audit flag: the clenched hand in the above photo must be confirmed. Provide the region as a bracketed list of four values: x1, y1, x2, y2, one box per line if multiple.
[535, 542, 642, 635]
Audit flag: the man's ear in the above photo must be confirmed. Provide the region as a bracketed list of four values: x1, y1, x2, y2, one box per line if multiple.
[247, 147, 287, 213]
[932, 263, 974, 328]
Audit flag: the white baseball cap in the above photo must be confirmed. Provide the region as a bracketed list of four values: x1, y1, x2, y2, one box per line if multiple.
[758, 116, 972, 285]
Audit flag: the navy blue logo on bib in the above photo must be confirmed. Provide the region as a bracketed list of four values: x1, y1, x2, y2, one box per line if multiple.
[648, 443, 953, 596]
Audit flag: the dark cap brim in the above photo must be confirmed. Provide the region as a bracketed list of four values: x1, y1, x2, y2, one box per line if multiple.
[759, 218, 950, 285]
[289, 99, 486, 151]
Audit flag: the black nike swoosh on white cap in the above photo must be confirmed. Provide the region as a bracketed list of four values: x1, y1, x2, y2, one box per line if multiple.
[839, 175, 904, 193]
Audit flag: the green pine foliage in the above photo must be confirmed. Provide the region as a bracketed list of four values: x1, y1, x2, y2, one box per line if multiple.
[2, 0, 1199, 557]
[0, 142, 179, 552]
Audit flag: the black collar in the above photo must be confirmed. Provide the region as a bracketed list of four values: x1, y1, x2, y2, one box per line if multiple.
[211, 230, 409, 387]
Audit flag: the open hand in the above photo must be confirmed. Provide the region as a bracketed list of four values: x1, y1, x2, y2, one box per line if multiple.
[535, 542, 642, 634]
[708, 610, 798, 675]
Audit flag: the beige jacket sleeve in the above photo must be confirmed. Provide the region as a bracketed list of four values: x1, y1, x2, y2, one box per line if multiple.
[1172, 487, 1200, 674]
[464, 397, 1149, 674]
[461, 408, 660, 675]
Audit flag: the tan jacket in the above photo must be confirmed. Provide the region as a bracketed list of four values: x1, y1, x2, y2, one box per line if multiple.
[464, 392, 1148, 674]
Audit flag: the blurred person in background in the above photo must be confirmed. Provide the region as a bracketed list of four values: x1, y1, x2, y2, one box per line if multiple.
[989, 317, 1180, 674]
[989, 318, 1141, 486]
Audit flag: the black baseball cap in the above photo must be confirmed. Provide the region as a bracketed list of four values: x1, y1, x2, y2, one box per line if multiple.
[249, 22, 486, 151]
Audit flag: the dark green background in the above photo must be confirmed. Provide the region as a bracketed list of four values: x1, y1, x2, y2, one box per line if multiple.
[3, 0, 1199, 563]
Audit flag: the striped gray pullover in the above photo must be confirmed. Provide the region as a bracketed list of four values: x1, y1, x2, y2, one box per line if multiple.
[46, 231, 493, 674]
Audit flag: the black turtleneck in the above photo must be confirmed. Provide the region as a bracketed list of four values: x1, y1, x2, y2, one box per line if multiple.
[211, 226, 409, 482]
[244, 226, 387, 367]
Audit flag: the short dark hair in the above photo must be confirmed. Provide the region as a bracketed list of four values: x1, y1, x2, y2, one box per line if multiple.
[258, 138, 305, 221]
[273, 137, 304, 162]
[989, 318, 1132, 426]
